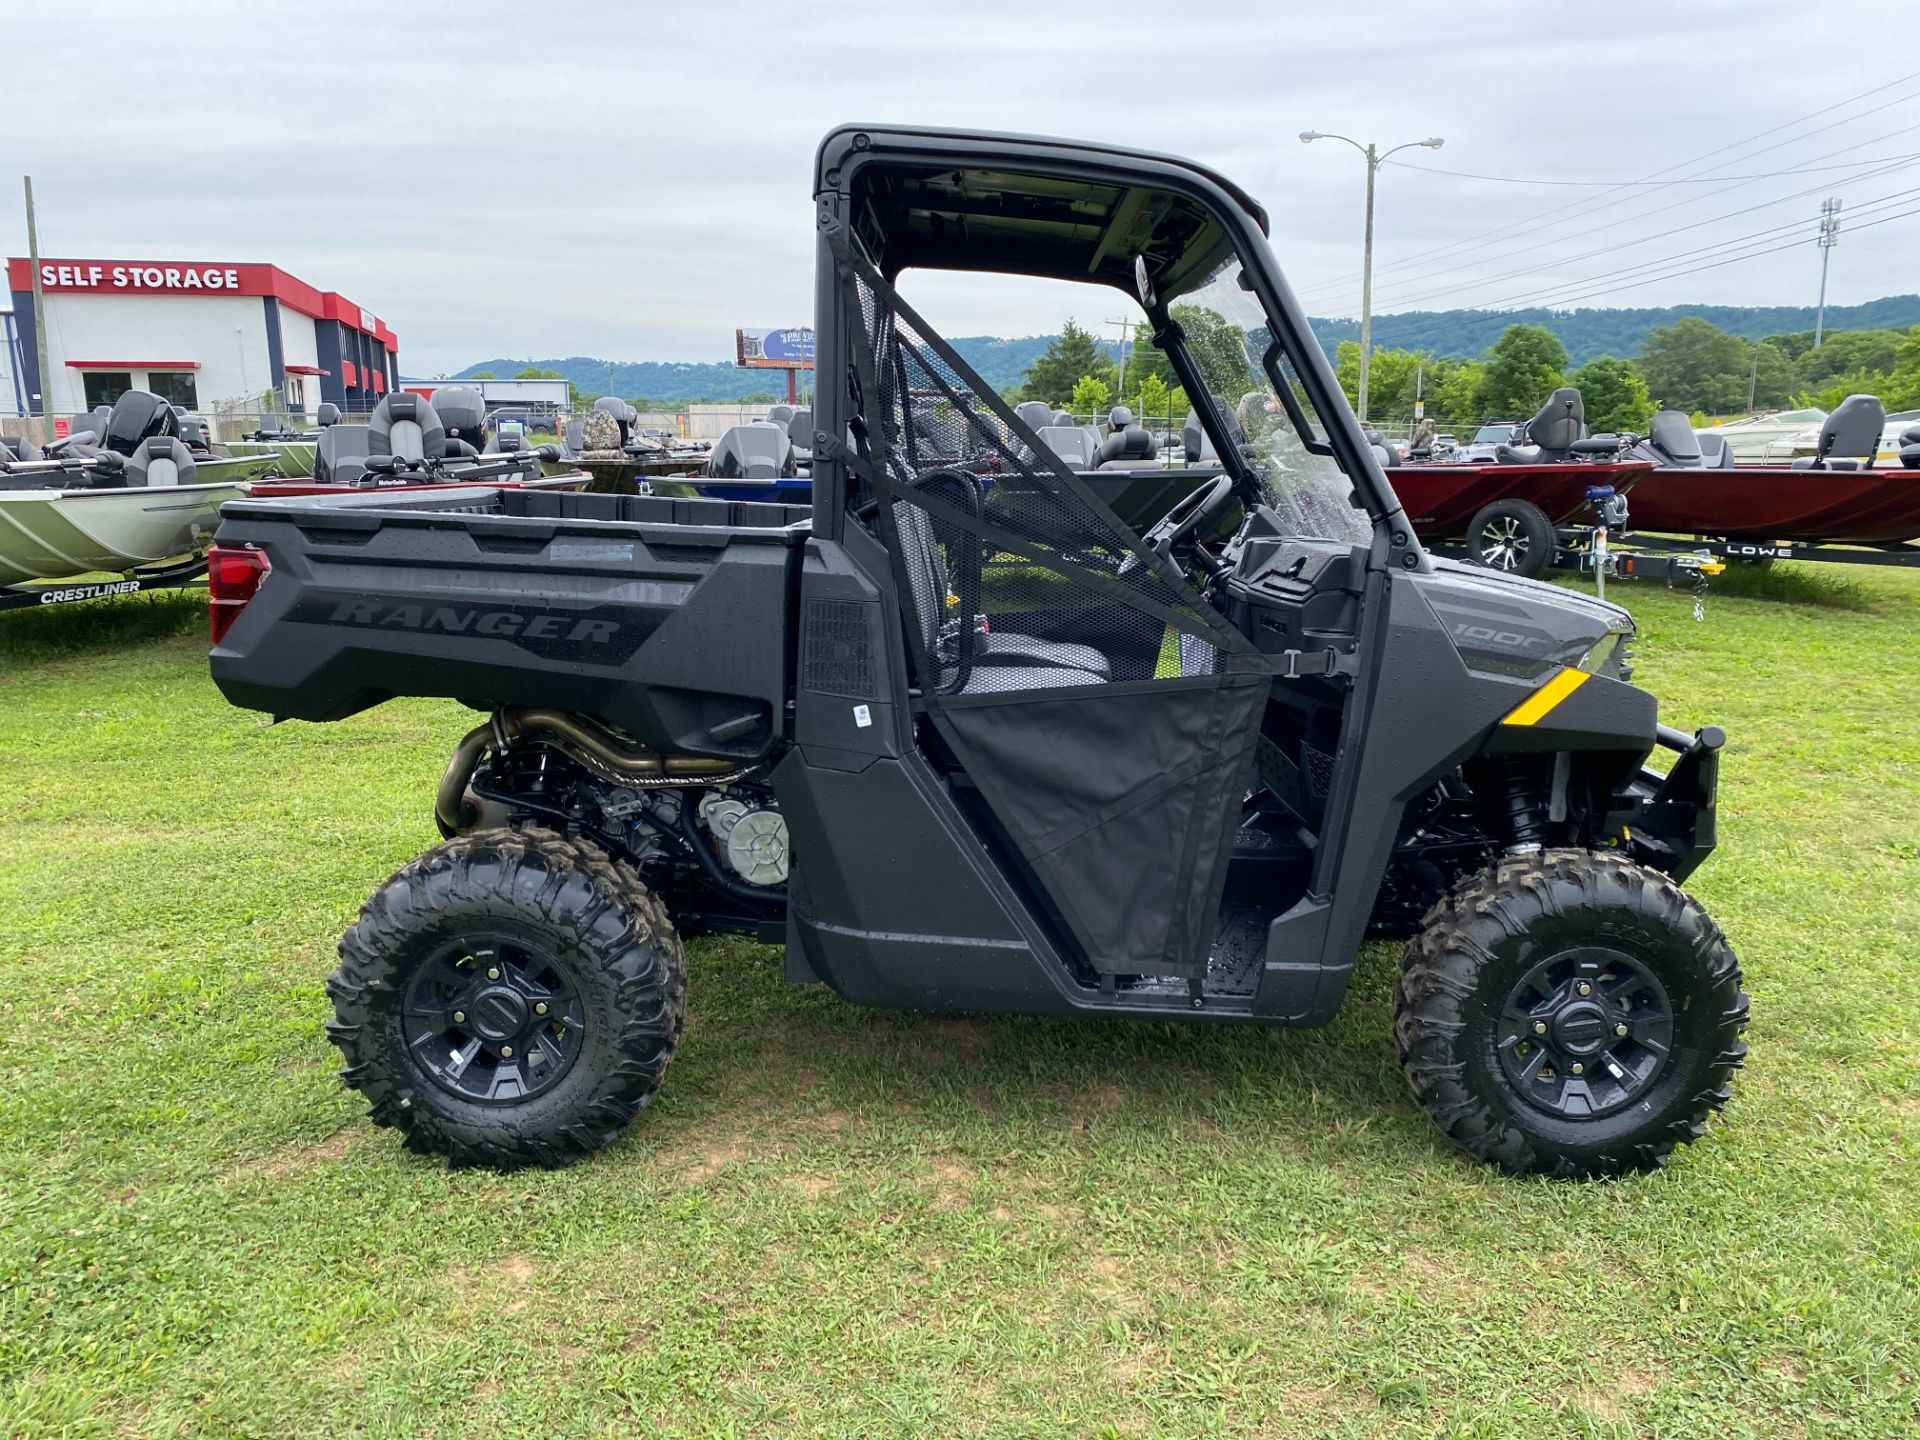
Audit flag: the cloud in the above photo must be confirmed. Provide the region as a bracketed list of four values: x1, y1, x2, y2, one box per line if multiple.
[3, 0, 1915, 372]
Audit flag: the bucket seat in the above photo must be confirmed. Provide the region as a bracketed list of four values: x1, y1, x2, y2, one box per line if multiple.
[432, 387, 488, 457]
[1096, 425, 1162, 470]
[890, 476, 1111, 692]
[122, 436, 198, 488]
[1792, 394, 1883, 470]
[367, 393, 447, 465]
[315, 425, 372, 486]
[1496, 388, 1584, 463]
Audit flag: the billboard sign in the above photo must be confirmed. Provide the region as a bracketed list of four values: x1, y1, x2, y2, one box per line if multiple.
[736, 327, 815, 370]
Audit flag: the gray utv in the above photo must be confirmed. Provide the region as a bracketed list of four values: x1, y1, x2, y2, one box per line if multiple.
[208, 125, 1746, 1177]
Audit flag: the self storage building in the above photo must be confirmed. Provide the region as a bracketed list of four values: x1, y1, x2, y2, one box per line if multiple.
[4, 257, 398, 421]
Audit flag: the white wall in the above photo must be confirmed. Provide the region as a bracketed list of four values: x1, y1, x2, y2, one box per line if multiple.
[279, 312, 321, 413]
[0, 312, 17, 417]
[39, 292, 273, 415]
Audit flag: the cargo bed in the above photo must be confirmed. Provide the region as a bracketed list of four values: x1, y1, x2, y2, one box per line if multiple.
[209, 486, 812, 760]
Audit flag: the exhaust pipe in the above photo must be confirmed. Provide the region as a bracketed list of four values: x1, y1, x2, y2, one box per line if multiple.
[435, 708, 745, 834]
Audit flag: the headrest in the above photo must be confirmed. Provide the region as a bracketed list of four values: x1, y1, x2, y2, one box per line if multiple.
[767, 404, 797, 429]
[432, 386, 488, 447]
[1097, 425, 1157, 465]
[787, 408, 813, 448]
[1107, 405, 1135, 431]
[316, 402, 341, 427]
[1014, 400, 1054, 434]
[1051, 408, 1072, 428]
[367, 391, 447, 462]
[1817, 394, 1884, 462]
[1648, 411, 1701, 465]
[102, 389, 180, 456]
[1524, 387, 1585, 452]
[314, 424, 371, 485]
[123, 435, 198, 488]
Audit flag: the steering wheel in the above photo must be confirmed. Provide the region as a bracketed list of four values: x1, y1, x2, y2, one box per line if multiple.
[1120, 473, 1236, 579]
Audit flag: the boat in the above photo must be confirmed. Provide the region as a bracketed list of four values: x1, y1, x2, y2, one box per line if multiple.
[1697, 407, 1828, 464]
[1625, 399, 1920, 549]
[0, 389, 244, 590]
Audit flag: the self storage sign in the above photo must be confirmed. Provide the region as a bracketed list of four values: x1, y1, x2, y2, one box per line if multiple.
[30, 262, 246, 292]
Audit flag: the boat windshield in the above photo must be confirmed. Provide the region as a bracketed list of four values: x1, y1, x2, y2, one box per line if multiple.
[1174, 257, 1372, 544]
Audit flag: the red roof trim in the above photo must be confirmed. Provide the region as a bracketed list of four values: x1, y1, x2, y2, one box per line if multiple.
[283, 364, 331, 376]
[64, 359, 201, 369]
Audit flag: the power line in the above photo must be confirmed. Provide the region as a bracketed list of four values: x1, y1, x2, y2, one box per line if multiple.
[1381, 151, 1920, 188]
[1292, 69, 1920, 304]
[1367, 144, 1920, 311]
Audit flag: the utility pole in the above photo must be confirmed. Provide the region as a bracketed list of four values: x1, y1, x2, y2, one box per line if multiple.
[1814, 198, 1841, 349]
[1747, 347, 1759, 412]
[1301, 130, 1445, 425]
[1105, 315, 1135, 404]
[23, 176, 54, 442]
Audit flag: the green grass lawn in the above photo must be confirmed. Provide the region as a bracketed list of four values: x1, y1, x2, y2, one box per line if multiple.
[1, 567, 1916, 1439]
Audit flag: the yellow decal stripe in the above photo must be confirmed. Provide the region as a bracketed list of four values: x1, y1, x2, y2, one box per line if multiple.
[1503, 667, 1590, 727]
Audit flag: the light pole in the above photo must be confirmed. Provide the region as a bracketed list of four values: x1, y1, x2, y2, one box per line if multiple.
[1301, 130, 1444, 426]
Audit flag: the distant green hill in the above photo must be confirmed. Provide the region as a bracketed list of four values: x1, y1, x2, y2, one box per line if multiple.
[455, 296, 1920, 402]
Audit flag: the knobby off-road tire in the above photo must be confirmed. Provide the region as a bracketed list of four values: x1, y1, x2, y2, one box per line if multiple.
[1394, 848, 1748, 1178]
[327, 827, 686, 1170]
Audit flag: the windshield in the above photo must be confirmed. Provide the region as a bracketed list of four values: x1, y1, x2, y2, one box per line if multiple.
[1473, 423, 1513, 443]
[1173, 257, 1372, 544]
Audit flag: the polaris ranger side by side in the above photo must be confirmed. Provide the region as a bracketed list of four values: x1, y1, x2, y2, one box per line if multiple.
[209, 125, 1746, 1176]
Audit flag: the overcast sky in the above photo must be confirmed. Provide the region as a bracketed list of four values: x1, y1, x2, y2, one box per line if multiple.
[4, 0, 1917, 373]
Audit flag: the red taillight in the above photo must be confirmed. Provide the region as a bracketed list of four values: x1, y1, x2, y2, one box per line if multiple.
[207, 544, 270, 646]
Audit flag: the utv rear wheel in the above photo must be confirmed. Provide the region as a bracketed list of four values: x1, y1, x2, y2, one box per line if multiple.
[1394, 849, 1747, 1178]
[327, 827, 686, 1170]
[1467, 498, 1556, 579]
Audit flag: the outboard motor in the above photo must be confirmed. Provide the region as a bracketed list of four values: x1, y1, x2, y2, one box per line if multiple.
[367, 392, 448, 465]
[432, 387, 488, 457]
[708, 421, 793, 480]
[1792, 394, 1884, 470]
[176, 415, 214, 454]
[102, 389, 181, 457]
[1899, 422, 1920, 470]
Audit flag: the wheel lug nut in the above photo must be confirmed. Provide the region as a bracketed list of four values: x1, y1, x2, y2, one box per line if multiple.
[1533, 1021, 1547, 1035]
[501, 1045, 514, 1058]
[1571, 1062, 1585, 1075]
[1615, 1024, 1629, 1038]
[535, 1002, 548, 1016]
[453, 1010, 466, 1024]
[487, 967, 501, 981]
[1576, 982, 1593, 996]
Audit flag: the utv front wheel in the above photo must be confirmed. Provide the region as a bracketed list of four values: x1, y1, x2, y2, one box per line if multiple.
[326, 827, 686, 1170]
[1394, 849, 1747, 1177]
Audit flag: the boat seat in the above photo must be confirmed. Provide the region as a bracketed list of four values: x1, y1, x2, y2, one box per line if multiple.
[1790, 393, 1884, 469]
[1497, 387, 1585, 463]
[123, 436, 198, 488]
[891, 493, 1112, 690]
[1050, 408, 1073, 429]
[1096, 425, 1162, 470]
[1036, 425, 1097, 468]
[315, 425, 372, 485]
[1364, 429, 1399, 467]
[367, 393, 447, 464]
[1105, 405, 1136, 437]
[1695, 432, 1736, 468]
[1, 435, 43, 462]
[593, 396, 635, 448]
[1645, 410, 1703, 466]
[767, 404, 797, 431]
[1898, 423, 1920, 470]
[709, 422, 792, 480]
[315, 402, 341, 428]
[432, 387, 488, 456]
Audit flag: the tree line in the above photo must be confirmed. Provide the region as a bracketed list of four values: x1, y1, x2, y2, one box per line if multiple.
[1012, 313, 1920, 436]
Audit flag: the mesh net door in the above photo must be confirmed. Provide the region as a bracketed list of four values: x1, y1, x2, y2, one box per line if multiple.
[830, 229, 1271, 978]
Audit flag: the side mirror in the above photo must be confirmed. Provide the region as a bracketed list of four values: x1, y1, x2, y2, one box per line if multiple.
[1133, 254, 1156, 310]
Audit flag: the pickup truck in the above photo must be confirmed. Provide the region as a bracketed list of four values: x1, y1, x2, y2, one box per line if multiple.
[209, 124, 1742, 1182]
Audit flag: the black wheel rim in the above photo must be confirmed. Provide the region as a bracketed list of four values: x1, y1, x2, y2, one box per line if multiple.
[1494, 946, 1674, 1120]
[1478, 515, 1530, 571]
[401, 935, 586, 1104]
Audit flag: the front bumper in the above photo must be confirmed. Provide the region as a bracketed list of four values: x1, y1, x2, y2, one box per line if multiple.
[1613, 723, 1724, 882]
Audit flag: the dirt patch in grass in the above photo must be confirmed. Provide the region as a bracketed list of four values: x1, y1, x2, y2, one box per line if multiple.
[228, 1127, 352, 1184]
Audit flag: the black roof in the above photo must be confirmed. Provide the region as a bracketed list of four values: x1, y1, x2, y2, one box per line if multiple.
[815, 124, 1269, 299]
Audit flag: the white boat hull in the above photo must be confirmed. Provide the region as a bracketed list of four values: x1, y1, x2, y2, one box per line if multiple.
[0, 482, 243, 586]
